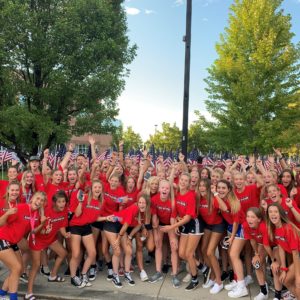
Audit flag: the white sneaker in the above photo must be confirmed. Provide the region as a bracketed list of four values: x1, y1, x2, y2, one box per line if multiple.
[244, 275, 254, 286]
[225, 280, 237, 291]
[140, 269, 148, 281]
[254, 292, 268, 300]
[210, 282, 224, 294]
[202, 279, 215, 288]
[228, 286, 248, 298]
[182, 273, 192, 283]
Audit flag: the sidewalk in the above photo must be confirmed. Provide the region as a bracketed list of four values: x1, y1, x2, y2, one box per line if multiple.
[0, 263, 262, 300]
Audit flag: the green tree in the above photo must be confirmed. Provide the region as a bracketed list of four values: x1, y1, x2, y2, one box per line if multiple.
[146, 122, 181, 152]
[205, 0, 300, 154]
[122, 126, 143, 153]
[0, 0, 136, 163]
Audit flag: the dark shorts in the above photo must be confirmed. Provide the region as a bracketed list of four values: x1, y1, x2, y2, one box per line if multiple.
[69, 224, 92, 236]
[144, 224, 153, 231]
[0, 240, 11, 252]
[103, 221, 122, 233]
[204, 221, 227, 234]
[11, 244, 19, 252]
[179, 218, 204, 235]
[92, 221, 104, 231]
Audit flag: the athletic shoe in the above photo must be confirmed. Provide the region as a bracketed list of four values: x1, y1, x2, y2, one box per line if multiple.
[202, 279, 215, 289]
[149, 272, 163, 283]
[225, 280, 237, 291]
[124, 272, 135, 286]
[20, 272, 29, 283]
[40, 265, 50, 277]
[82, 274, 92, 287]
[107, 268, 113, 281]
[185, 279, 199, 291]
[112, 274, 123, 288]
[228, 269, 234, 282]
[244, 275, 254, 286]
[172, 275, 180, 288]
[140, 269, 148, 282]
[88, 266, 97, 281]
[71, 276, 83, 288]
[203, 267, 211, 285]
[254, 292, 268, 300]
[182, 273, 192, 283]
[228, 286, 248, 298]
[210, 283, 224, 294]
[118, 267, 125, 277]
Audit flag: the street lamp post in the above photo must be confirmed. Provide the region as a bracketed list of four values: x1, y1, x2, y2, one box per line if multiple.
[181, 0, 192, 160]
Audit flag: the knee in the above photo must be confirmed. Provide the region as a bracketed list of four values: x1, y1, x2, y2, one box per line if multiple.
[113, 247, 121, 257]
[147, 243, 155, 253]
[178, 250, 185, 260]
[170, 242, 178, 253]
[13, 262, 22, 275]
[207, 249, 214, 258]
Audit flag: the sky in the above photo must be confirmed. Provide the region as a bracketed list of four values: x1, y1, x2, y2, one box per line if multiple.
[117, 0, 300, 141]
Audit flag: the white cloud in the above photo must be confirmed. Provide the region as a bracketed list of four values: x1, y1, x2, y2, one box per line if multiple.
[125, 7, 141, 16]
[202, 17, 208, 22]
[145, 9, 156, 15]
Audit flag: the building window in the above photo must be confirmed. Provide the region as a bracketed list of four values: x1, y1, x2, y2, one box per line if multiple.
[77, 144, 88, 155]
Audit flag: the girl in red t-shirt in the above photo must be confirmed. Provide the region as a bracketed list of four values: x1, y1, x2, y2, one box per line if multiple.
[25, 191, 69, 300]
[198, 178, 226, 294]
[243, 208, 268, 300]
[0, 181, 19, 218]
[161, 172, 202, 291]
[0, 191, 46, 300]
[150, 180, 178, 286]
[69, 179, 106, 289]
[20, 171, 36, 203]
[279, 169, 300, 207]
[213, 179, 248, 298]
[266, 203, 300, 300]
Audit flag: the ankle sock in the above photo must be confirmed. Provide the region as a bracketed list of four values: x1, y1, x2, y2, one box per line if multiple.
[260, 284, 268, 295]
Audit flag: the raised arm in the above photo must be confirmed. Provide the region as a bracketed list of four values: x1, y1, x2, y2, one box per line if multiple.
[60, 143, 74, 171]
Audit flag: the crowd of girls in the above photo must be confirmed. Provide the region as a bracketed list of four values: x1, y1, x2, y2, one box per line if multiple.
[0, 141, 300, 300]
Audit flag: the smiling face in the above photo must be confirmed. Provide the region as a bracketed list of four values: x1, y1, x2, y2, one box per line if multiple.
[200, 168, 209, 179]
[246, 210, 261, 228]
[216, 181, 230, 199]
[264, 172, 275, 185]
[159, 181, 170, 200]
[52, 170, 63, 185]
[29, 160, 40, 172]
[109, 176, 119, 190]
[233, 173, 245, 190]
[92, 182, 102, 198]
[67, 170, 78, 184]
[267, 185, 281, 203]
[7, 167, 18, 181]
[30, 193, 45, 211]
[246, 173, 256, 185]
[150, 178, 159, 194]
[211, 171, 221, 185]
[138, 196, 147, 212]
[281, 171, 292, 187]
[25, 172, 34, 186]
[190, 171, 199, 188]
[268, 205, 281, 227]
[8, 183, 20, 203]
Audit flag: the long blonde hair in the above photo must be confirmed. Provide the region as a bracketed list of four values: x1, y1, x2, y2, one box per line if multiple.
[87, 179, 104, 206]
[21, 170, 36, 195]
[137, 193, 151, 224]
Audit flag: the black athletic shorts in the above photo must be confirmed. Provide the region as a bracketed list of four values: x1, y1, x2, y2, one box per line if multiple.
[69, 224, 92, 236]
[179, 218, 204, 235]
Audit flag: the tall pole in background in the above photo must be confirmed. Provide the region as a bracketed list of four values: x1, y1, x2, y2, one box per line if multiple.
[181, 0, 192, 160]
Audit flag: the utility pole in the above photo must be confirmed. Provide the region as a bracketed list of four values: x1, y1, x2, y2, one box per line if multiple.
[181, 0, 192, 160]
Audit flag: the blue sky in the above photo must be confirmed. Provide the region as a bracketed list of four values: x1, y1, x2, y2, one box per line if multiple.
[117, 0, 300, 141]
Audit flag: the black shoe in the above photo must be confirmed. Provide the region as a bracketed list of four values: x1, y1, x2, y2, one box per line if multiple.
[221, 271, 229, 281]
[162, 264, 170, 274]
[229, 269, 234, 282]
[40, 265, 50, 277]
[185, 279, 199, 291]
[203, 267, 211, 285]
[97, 259, 104, 272]
[124, 272, 135, 286]
[112, 274, 123, 288]
[107, 269, 113, 281]
[71, 276, 82, 288]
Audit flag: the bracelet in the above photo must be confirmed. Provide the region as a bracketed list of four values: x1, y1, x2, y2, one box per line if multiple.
[280, 267, 288, 272]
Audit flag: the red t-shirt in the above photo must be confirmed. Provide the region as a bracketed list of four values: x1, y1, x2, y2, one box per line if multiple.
[29, 206, 68, 250]
[173, 190, 196, 219]
[151, 194, 174, 225]
[198, 197, 223, 225]
[274, 223, 300, 253]
[214, 198, 245, 225]
[19, 186, 34, 203]
[45, 182, 67, 206]
[114, 203, 140, 227]
[0, 199, 17, 217]
[102, 183, 125, 216]
[234, 185, 259, 213]
[17, 173, 44, 191]
[0, 180, 9, 199]
[69, 195, 102, 227]
[243, 221, 267, 244]
[121, 188, 140, 209]
[0, 203, 40, 244]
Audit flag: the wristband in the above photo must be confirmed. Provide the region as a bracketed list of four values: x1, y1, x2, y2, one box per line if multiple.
[280, 267, 288, 272]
